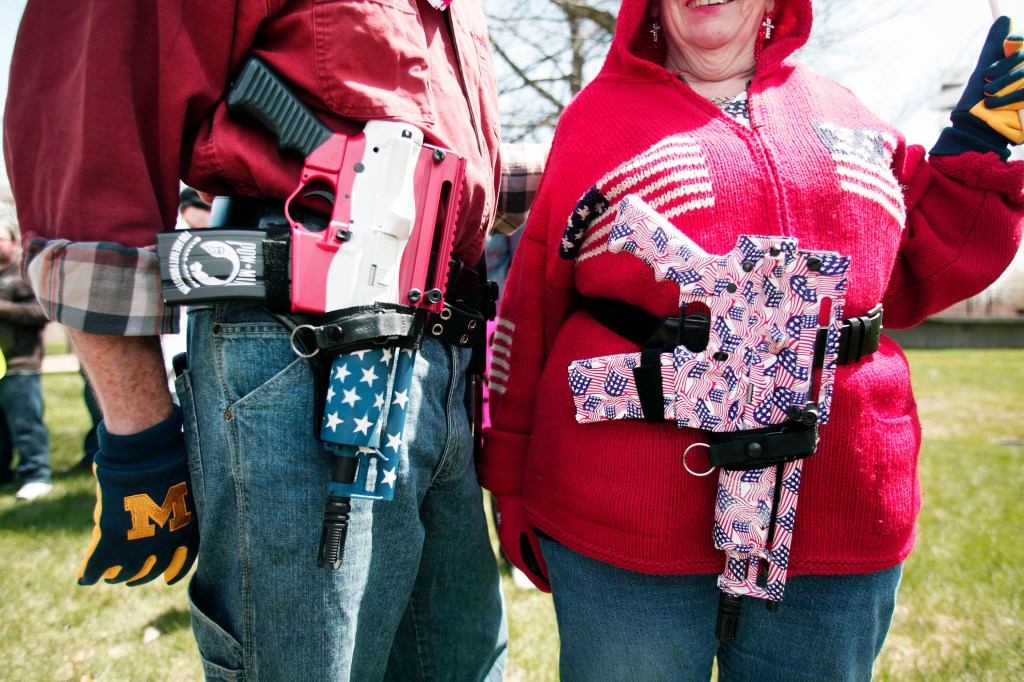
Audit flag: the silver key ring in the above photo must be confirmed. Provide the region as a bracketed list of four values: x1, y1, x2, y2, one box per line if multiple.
[682, 442, 716, 477]
[290, 324, 319, 358]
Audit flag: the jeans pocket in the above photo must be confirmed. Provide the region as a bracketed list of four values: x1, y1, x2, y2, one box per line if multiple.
[175, 369, 207, 518]
[188, 578, 245, 681]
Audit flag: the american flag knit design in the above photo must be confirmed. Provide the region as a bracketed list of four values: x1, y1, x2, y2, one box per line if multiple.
[487, 318, 515, 396]
[567, 194, 849, 603]
[814, 123, 905, 225]
[559, 135, 716, 263]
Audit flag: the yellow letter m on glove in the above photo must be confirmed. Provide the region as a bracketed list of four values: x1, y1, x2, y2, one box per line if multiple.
[125, 482, 194, 540]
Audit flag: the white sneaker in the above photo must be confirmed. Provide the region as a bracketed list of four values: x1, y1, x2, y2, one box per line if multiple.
[15, 481, 53, 501]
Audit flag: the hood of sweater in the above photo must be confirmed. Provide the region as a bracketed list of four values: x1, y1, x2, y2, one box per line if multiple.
[605, 0, 812, 84]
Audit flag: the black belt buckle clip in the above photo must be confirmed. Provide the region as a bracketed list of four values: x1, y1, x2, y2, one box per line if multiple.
[836, 304, 883, 365]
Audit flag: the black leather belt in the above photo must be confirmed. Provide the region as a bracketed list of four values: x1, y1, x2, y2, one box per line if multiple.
[588, 298, 882, 366]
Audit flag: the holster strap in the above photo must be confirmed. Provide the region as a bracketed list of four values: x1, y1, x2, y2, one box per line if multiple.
[426, 255, 498, 350]
[632, 348, 665, 422]
[590, 298, 882, 366]
[814, 304, 883, 367]
[426, 300, 485, 349]
[290, 305, 426, 356]
[707, 423, 818, 471]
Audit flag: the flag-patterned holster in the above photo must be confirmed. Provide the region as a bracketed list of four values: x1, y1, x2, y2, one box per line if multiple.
[567, 193, 851, 623]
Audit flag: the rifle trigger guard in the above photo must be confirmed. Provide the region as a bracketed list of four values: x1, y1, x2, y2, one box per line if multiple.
[683, 442, 716, 477]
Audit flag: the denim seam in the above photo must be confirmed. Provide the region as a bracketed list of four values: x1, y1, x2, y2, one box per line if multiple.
[408, 589, 432, 680]
[427, 342, 459, 488]
[214, 307, 255, 679]
[233, 412, 255, 681]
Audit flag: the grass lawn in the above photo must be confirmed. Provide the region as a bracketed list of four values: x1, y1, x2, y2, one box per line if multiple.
[0, 349, 1020, 680]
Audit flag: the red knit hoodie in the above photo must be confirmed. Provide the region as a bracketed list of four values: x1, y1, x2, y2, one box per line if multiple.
[480, 0, 1024, 576]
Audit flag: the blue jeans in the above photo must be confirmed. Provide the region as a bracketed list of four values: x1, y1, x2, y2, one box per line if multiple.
[0, 372, 50, 484]
[539, 536, 901, 682]
[177, 303, 506, 681]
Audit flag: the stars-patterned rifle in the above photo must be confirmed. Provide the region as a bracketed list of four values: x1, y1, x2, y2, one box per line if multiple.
[568, 194, 851, 641]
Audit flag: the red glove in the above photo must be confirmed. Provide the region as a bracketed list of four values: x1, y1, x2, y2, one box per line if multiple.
[495, 495, 550, 592]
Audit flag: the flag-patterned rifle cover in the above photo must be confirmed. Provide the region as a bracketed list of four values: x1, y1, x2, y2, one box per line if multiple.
[568, 194, 850, 432]
[567, 194, 853, 604]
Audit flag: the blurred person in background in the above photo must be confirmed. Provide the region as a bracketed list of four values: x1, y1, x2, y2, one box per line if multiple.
[0, 221, 52, 500]
[59, 371, 103, 475]
[177, 187, 212, 230]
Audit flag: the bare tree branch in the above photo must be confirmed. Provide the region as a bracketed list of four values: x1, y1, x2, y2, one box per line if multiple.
[551, 0, 617, 34]
[489, 37, 566, 110]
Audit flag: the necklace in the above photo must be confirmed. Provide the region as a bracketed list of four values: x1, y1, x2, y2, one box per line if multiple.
[707, 95, 735, 107]
[676, 75, 749, 109]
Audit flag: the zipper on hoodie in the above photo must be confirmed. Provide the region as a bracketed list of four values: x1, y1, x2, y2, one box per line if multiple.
[743, 85, 790, 239]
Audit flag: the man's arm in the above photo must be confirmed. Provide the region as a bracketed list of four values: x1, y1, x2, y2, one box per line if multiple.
[1, 1, 242, 585]
[493, 142, 550, 236]
[69, 331, 173, 435]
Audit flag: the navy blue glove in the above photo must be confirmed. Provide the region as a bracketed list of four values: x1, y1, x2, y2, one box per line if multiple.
[931, 17, 1024, 159]
[78, 406, 199, 586]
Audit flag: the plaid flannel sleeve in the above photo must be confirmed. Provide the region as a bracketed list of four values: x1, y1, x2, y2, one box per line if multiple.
[493, 142, 549, 236]
[23, 239, 180, 336]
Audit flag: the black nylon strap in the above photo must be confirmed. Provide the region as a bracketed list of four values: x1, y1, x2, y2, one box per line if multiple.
[289, 304, 425, 355]
[707, 424, 818, 471]
[262, 222, 292, 313]
[426, 301, 485, 349]
[632, 348, 665, 422]
[590, 298, 671, 347]
[590, 298, 881, 366]
[310, 311, 422, 354]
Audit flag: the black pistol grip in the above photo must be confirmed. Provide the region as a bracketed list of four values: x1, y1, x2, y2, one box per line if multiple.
[226, 56, 333, 158]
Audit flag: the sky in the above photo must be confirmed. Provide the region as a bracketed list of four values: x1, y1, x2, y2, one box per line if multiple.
[2, 0, 1024, 187]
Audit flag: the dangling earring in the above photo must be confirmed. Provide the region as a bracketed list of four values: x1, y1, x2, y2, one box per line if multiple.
[651, 21, 661, 43]
[754, 11, 776, 61]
